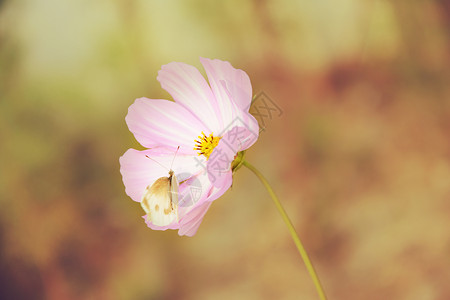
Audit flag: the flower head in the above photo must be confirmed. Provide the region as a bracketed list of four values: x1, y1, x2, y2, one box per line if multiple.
[119, 58, 259, 236]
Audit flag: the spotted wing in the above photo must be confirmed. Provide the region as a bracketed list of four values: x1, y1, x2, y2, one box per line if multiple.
[141, 177, 177, 226]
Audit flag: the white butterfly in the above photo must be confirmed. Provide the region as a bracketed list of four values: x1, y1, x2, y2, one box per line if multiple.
[141, 148, 180, 226]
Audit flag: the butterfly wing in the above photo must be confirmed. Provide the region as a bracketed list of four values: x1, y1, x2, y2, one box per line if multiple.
[141, 177, 177, 226]
[169, 173, 179, 221]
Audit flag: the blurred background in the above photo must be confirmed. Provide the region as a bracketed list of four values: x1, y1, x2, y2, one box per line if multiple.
[1, 0, 450, 299]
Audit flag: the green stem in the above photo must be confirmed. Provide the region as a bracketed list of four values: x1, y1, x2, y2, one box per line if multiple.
[242, 160, 327, 300]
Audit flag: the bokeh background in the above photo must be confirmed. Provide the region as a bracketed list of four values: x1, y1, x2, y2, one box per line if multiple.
[1, 0, 450, 299]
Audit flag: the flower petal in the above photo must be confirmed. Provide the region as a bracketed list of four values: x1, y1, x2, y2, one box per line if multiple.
[157, 62, 223, 133]
[177, 171, 210, 209]
[125, 98, 205, 154]
[177, 175, 232, 236]
[206, 174, 233, 201]
[207, 126, 258, 187]
[206, 146, 233, 189]
[120, 148, 165, 202]
[216, 113, 259, 150]
[178, 201, 213, 237]
[200, 57, 253, 113]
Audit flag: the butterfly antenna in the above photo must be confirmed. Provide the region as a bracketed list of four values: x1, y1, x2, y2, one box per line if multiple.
[144, 155, 170, 172]
[170, 146, 180, 170]
[144, 146, 180, 171]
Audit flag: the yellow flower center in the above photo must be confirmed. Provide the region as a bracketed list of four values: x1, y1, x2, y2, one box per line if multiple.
[194, 132, 221, 159]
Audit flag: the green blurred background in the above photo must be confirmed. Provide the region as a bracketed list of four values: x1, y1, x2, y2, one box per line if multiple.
[1, 0, 450, 299]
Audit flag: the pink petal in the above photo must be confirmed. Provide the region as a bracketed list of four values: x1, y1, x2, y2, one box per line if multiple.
[177, 171, 211, 209]
[125, 98, 205, 154]
[206, 145, 234, 189]
[157, 62, 223, 133]
[225, 124, 259, 151]
[178, 166, 232, 206]
[199, 58, 259, 138]
[205, 175, 233, 202]
[178, 201, 213, 237]
[119, 148, 165, 202]
[177, 174, 232, 237]
[200, 58, 253, 123]
[216, 110, 260, 150]
[207, 126, 257, 188]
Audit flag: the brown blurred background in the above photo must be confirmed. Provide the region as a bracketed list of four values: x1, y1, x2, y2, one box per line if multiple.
[1, 0, 450, 299]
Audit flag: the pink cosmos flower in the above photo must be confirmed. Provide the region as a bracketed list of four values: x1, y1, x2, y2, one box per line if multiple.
[119, 58, 259, 236]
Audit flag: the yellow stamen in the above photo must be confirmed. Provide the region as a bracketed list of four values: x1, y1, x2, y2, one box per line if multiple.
[194, 131, 221, 159]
